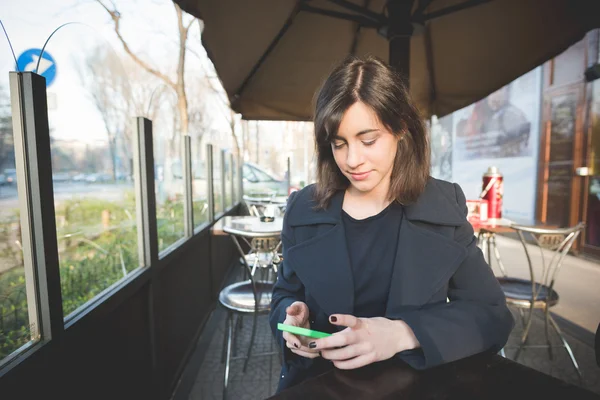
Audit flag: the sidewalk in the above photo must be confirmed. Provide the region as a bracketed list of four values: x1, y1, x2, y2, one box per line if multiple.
[492, 235, 600, 333]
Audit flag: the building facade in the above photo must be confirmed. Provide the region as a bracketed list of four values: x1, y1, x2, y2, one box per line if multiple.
[431, 29, 600, 259]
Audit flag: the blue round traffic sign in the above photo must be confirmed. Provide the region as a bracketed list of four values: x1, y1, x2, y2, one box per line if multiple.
[16, 49, 57, 86]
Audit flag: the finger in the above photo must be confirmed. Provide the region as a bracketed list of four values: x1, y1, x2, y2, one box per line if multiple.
[282, 332, 301, 349]
[329, 314, 361, 329]
[320, 344, 365, 361]
[286, 302, 306, 317]
[309, 328, 354, 350]
[286, 340, 319, 354]
[333, 354, 375, 370]
[290, 348, 321, 359]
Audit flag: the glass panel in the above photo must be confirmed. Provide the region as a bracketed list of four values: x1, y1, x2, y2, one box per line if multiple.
[0, 34, 36, 360]
[213, 148, 223, 215]
[154, 120, 185, 253]
[38, 25, 140, 318]
[225, 153, 232, 208]
[430, 114, 453, 181]
[192, 139, 208, 228]
[232, 155, 239, 204]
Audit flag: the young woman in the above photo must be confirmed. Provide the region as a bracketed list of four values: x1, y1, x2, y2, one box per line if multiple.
[269, 56, 514, 392]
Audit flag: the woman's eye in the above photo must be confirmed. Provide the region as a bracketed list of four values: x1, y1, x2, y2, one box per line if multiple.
[333, 142, 345, 149]
[363, 140, 376, 146]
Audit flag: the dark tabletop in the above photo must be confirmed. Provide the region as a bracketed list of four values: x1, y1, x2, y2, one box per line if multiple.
[268, 353, 599, 400]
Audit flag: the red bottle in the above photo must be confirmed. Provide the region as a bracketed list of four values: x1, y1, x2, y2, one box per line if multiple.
[481, 166, 503, 222]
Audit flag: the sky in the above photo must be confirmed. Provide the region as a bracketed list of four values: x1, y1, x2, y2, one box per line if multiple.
[0, 0, 233, 145]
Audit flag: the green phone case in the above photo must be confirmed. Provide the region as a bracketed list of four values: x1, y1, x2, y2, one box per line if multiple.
[277, 323, 332, 339]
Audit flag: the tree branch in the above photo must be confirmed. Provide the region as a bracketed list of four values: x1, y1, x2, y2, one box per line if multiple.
[185, 16, 196, 34]
[95, 0, 177, 91]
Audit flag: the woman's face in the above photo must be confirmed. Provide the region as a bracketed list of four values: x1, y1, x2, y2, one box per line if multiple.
[331, 102, 399, 196]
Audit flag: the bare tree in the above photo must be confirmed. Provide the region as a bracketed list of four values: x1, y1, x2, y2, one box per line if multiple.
[76, 42, 172, 180]
[96, 0, 194, 141]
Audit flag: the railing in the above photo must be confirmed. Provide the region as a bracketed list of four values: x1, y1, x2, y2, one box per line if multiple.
[0, 71, 243, 369]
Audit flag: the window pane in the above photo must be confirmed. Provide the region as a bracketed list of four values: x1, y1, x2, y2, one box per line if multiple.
[213, 150, 223, 215]
[225, 154, 232, 208]
[232, 156, 239, 204]
[192, 140, 208, 228]
[0, 44, 37, 361]
[154, 134, 185, 253]
[243, 164, 256, 182]
[39, 25, 140, 318]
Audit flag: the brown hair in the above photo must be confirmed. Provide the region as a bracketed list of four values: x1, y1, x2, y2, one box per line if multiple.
[312, 55, 430, 209]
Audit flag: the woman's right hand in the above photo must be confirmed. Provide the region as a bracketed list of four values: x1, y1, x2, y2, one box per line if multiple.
[282, 301, 320, 359]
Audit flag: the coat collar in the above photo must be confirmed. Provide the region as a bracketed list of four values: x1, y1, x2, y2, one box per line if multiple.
[288, 178, 465, 228]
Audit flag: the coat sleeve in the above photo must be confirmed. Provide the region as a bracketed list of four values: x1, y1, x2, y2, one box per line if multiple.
[392, 183, 515, 369]
[269, 192, 314, 370]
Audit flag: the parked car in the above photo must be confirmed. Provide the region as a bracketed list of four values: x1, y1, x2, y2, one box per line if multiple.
[3, 168, 17, 185]
[165, 160, 291, 200]
[85, 173, 112, 183]
[52, 172, 71, 182]
[72, 173, 87, 182]
[242, 162, 289, 196]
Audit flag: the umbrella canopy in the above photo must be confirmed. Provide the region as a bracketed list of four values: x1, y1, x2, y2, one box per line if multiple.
[175, 0, 600, 120]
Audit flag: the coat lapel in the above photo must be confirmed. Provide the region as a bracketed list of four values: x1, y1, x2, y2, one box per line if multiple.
[384, 220, 467, 313]
[386, 180, 468, 313]
[286, 191, 354, 316]
[286, 223, 354, 316]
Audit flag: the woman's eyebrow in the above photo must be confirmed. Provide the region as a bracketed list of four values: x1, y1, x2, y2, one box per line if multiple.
[333, 128, 379, 140]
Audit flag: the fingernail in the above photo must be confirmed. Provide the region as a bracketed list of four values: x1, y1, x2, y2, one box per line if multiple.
[309, 342, 316, 349]
[330, 316, 337, 322]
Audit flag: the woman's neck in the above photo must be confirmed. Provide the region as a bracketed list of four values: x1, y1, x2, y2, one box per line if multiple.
[343, 180, 392, 219]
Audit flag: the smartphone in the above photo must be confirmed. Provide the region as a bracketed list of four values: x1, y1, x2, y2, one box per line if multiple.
[277, 323, 332, 339]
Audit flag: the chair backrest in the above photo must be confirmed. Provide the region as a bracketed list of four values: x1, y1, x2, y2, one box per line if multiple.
[510, 222, 585, 297]
[228, 230, 280, 314]
[242, 194, 287, 217]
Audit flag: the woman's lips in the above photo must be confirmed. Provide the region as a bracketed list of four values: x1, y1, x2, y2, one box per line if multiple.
[349, 171, 370, 181]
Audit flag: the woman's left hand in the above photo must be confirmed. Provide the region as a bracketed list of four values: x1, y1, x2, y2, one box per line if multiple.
[309, 314, 420, 370]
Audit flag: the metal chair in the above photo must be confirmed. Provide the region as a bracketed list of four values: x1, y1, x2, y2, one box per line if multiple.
[498, 222, 585, 379]
[230, 225, 282, 282]
[218, 231, 280, 399]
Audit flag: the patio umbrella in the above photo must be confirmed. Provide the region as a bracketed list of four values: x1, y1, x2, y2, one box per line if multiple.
[174, 0, 600, 120]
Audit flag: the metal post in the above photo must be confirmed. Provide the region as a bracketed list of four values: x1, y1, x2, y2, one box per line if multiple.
[9, 71, 63, 343]
[134, 117, 159, 267]
[220, 150, 226, 212]
[134, 117, 160, 394]
[229, 153, 235, 205]
[206, 144, 215, 222]
[183, 135, 193, 237]
[387, 0, 414, 83]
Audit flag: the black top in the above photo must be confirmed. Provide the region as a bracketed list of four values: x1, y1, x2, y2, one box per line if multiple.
[342, 202, 404, 318]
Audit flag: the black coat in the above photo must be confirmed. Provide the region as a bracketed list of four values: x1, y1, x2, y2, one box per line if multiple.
[269, 178, 514, 392]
